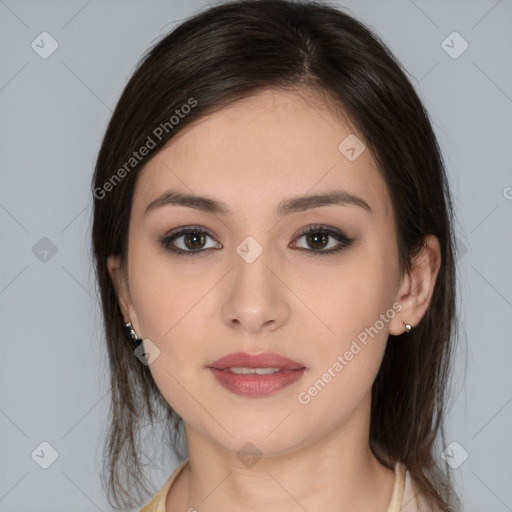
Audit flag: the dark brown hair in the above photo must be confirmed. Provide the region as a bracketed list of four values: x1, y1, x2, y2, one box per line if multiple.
[91, 0, 461, 510]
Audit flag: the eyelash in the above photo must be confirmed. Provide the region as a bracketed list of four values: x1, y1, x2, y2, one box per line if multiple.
[158, 224, 354, 257]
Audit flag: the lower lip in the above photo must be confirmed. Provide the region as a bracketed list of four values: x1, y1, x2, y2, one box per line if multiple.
[208, 367, 306, 397]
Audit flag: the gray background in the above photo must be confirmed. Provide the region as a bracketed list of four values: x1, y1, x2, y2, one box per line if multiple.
[1, 0, 511, 510]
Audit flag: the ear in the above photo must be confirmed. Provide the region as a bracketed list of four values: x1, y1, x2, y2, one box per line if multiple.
[106, 255, 137, 326]
[389, 234, 442, 335]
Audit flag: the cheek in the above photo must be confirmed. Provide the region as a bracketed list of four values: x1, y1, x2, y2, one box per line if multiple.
[297, 236, 399, 346]
[127, 242, 222, 381]
[127, 246, 214, 417]
[295, 238, 400, 399]
[129, 240, 202, 336]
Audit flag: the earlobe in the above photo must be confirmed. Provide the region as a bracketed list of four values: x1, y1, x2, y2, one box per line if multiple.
[389, 235, 441, 335]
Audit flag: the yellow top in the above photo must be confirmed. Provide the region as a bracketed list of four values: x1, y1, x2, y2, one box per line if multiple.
[140, 459, 432, 511]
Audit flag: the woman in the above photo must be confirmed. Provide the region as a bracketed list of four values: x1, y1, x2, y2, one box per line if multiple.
[91, 1, 461, 510]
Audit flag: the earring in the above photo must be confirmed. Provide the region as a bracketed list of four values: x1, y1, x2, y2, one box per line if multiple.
[124, 322, 143, 347]
[402, 322, 412, 333]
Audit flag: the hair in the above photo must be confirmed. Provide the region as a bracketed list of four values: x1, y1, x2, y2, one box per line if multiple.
[91, 0, 461, 510]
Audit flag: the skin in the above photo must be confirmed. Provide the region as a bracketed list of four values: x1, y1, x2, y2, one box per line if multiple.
[108, 88, 441, 512]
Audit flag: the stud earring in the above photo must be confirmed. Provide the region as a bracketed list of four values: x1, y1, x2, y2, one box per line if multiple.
[402, 322, 412, 333]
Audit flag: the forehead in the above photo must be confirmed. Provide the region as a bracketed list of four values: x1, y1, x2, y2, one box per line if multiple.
[132, 88, 392, 222]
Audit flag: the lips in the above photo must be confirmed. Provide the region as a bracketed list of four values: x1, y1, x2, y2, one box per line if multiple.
[208, 352, 305, 371]
[208, 352, 306, 397]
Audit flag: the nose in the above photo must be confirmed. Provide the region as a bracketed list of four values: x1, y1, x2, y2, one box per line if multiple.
[220, 243, 290, 334]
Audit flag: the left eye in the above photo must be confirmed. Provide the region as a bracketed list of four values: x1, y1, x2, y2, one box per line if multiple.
[290, 225, 354, 254]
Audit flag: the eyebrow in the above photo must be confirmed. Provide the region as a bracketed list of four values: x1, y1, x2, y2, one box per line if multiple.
[144, 189, 372, 217]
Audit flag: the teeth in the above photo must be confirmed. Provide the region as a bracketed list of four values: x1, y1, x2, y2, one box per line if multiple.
[228, 367, 281, 375]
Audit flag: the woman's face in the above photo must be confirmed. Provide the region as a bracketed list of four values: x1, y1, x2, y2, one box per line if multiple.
[111, 88, 407, 457]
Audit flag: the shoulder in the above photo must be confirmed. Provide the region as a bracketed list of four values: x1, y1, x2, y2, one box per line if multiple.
[139, 459, 190, 512]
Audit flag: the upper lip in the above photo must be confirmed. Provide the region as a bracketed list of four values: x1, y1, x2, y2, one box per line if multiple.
[209, 352, 305, 370]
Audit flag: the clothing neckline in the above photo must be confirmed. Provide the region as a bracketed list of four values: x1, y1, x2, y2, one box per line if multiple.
[387, 461, 407, 512]
[140, 459, 408, 511]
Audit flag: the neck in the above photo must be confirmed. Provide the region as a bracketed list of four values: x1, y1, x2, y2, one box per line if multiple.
[175, 396, 396, 512]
